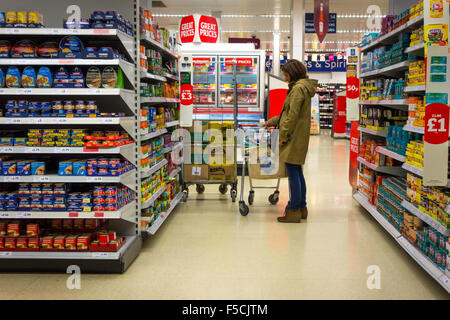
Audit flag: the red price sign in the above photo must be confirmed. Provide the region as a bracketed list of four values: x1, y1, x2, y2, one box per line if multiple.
[198, 15, 218, 43]
[346, 77, 360, 99]
[424, 103, 449, 145]
[180, 84, 193, 105]
[94, 212, 104, 218]
[179, 15, 195, 43]
[69, 212, 79, 218]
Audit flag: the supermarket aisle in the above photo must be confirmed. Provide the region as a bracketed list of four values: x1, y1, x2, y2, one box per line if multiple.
[1, 134, 448, 299]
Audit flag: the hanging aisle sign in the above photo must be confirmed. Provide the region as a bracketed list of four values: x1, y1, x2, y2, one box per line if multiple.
[179, 14, 219, 44]
[314, 0, 330, 42]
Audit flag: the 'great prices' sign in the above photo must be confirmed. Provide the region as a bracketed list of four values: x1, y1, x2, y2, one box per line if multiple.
[346, 77, 360, 100]
[180, 84, 194, 106]
[179, 15, 195, 43]
[179, 15, 219, 43]
[424, 103, 449, 145]
[225, 58, 253, 66]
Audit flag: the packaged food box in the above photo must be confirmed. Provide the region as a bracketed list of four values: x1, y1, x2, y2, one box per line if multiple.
[41, 236, 54, 248]
[53, 235, 66, 249]
[5, 237, 16, 248]
[21, 66, 36, 88]
[31, 162, 45, 175]
[36, 67, 52, 88]
[58, 161, 73, 176]
[28, 238, 39, 248]
[7, 223, 20, 237]
[16, 237, 28, 248]
[65, 236, 77, 250]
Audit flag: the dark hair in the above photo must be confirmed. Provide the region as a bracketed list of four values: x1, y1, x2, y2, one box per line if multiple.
[281, 59, 308, 82]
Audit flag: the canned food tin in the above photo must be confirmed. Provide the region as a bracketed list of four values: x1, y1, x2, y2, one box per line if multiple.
[109, 158, 121, 168]
[52, 101, 63, 110]
[18, 100, 27, 108]
[6, 12, 16, 24]
[93, 196, 105, 205]
[27, 12, 39, 24]
[16, 12, 27, 24]
[105, 196, 117, 205]
[93, 205, 105, 211]
[86, 101, 97, 110]
[75, 100, 85, 110]
[87, 167, 98, 176]
[86, 158, 98, 167]
[93, 186, 105, 196]
[104, 204, 117, 211]
[97, 167, 109, 176]
[97, 158, 109, 168]
[63, 100, 74, 110]
[105, 186, 117, 196]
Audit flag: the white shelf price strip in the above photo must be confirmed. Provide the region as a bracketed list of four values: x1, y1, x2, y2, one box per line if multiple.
[141, 159, 168, 179]
[358, 126, 388, 137]
[376, 146, 406, 162]
[146, 192, 183, 235]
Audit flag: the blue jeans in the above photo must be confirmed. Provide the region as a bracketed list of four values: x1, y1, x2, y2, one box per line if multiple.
[285, 163, 307, 210]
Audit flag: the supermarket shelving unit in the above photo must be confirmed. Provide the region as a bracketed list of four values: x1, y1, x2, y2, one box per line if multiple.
[137, 8, 183, 236]
[354, 7, 450, 293]
[317, 83, 343, 130]
[0, 22, 140, 273]
[0, 0, 183, 272]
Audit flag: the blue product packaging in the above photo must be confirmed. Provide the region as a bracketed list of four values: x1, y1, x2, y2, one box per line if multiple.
[58, 161, 73, 176]
[105, 11, 118, 20]
[73, 161, 87, 176]
[91, 11, 106, 20]
[10, 40, 37, 58]
[17, 161, 31, 175]
[0, 12, 5, 26]
[31, 162, 45, 175]
[98, 47, 114, 59]
[90, 20, 106, 29]
[0, 68, 4, 87]
[85, 47, 98, 59]
[53, 67, 69, 88]
[13, 138, 27, 146]
[21, 66, 37, 88]
[5, 67, 21, 88]
[36, 67, 52, 88]
[104, 20, 119, 29]
[3, 161, 16, 175]
[70, 67, 84, 88]
[58, 36, 84, 59]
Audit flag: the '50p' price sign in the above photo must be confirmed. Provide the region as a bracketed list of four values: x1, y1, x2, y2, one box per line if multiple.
[424, 103, 449, 145]
[180, 84, 193, 106]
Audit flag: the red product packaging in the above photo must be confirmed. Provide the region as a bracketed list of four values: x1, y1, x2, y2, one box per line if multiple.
[62, 220, 73, 230]
[109, 240, 119, 251]
[16, 237, 28, 248]
[53, 236, 66, 249]
[0, 238, 4, 248]
[108, 231, 116, 242]
[26, 224, 39, 237]
[5, 237, 16, 248]
[28, 238, 39, 249]
[41, 236, 54, 248]
[98, 233, 109, 245]
[65, 236, 77, 250]
[76, 235, 90, 250]
[84, 219, 99, 230]
[51, 219, 63, 230]
[73, 220, 84, 230]
[7, 223, 20, 237]
[90, 240, 99, 248]
[0, 222, 6, 236]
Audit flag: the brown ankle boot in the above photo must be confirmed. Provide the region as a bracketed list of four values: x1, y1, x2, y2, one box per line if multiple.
[277, 208, 302, 223]
[301, 207, 308, 219]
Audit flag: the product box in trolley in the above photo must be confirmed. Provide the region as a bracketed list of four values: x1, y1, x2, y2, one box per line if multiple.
[184, 164, 209, 181]
[208, 164, 234, 181]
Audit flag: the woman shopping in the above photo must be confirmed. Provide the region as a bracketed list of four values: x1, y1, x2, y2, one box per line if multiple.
[265, 59, 317, 223]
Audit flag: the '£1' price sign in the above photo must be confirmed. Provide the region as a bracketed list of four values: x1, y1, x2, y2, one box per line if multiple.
[424, 103, 449, 145]
[180, 84, 193, 106]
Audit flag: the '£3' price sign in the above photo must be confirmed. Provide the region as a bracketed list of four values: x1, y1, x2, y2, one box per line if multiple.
[424, 103, 449, 145]
[180, 84, 193, 106]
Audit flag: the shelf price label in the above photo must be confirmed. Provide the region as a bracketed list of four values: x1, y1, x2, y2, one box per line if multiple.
[25, 147, 41, 153]
[88, 89, 101, 94]
[1, 147, 14, 153]
[94, 212, 105, 218]
[68, 212, 79, 218]
[0, 252, 12, 256]
[5, 176, 20, 182]
[6, 118, 22, 124]
[16, 212, 32, 218]
[55, 147, 71, 153]
[0, 212, 11, 218]
[29, 118, 44, 124]
[92, 252, 113, 258]
[87, 177, 102, 182]
[33, 176, 50, 182]
[100, 118, 114, 124]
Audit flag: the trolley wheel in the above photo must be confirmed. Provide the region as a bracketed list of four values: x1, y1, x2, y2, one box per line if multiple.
[231, 188, 237, 203]
[268, 191, 280, 205]
[219, 184, 228, 194]
[196, 184, 205, 194]
[248, 190, 255, 205]
[239, 201, 249, 216]
[182, 188, 189, 202]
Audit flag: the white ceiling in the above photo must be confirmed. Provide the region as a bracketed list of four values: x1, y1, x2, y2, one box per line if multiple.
[151, 0, 390, 52]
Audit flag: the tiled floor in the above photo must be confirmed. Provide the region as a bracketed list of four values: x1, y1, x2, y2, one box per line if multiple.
[1, 133, 448, 299]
